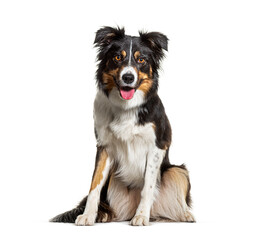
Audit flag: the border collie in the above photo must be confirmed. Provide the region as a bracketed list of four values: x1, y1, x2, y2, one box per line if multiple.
[50, 26, 195, 226]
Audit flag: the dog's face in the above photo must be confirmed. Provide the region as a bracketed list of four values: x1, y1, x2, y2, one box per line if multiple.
[94, 27, 168, 105]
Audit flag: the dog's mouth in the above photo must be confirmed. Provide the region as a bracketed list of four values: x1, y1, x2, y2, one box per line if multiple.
[119, 87, 136, 100]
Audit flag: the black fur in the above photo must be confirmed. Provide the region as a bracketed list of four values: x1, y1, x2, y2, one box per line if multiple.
[94, 26, 125, 50]
[93, 26, 192, 211]
[50, 26, 193, 224]
[95, 26, 168, 98]
[138, 94, 171, 149]
[139, 31, 168, 74]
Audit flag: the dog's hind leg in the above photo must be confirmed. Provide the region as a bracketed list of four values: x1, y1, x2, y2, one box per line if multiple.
[151, 165, 195, 222]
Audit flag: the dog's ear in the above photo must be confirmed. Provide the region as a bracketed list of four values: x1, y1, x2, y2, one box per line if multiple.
[139, 31, 168, 51]
[94, 26, 125, 47]
[139, 31, 168, 64]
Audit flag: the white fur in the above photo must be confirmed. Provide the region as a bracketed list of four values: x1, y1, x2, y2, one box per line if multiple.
[130, 148, 166, 225]
[128, 39, 133, 65]
[94, 89, 166, 225]
[119, 66, 138, 88]
[107, 168, 195, 223]
[94, 89, 156, 187]
[118, 39, 138, 88]
[76, 89, 194, 226]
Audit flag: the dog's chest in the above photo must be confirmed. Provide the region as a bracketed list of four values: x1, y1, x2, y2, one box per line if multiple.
[94, 93, 156, 187]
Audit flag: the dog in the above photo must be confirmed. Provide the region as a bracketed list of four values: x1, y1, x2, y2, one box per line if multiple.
[50, 26, 195, 226]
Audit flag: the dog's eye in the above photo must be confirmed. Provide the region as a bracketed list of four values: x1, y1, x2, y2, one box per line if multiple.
[114, 55, 122, 61]
[138, 57, 145, 64]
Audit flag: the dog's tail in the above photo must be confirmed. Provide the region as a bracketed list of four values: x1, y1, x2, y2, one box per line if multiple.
[50, 197, 87, 223]
[50, 206, 85, 223]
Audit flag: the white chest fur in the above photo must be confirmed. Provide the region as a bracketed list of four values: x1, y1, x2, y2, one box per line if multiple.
[94, 91, 156, 187]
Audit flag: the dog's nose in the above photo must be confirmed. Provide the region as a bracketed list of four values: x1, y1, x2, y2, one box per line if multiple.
[122, 73, 134, 84]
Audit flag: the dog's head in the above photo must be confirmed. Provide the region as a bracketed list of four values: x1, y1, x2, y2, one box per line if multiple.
[94, 26, 168, 107]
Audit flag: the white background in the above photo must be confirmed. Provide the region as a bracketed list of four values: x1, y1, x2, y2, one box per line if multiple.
[0, 0, 254, 239]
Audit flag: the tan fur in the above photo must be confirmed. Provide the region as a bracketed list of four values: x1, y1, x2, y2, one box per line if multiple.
[134, 51, 141, 60]
[138, 71, 149, 81]
[121, 50, 127, 58]
[107, 167, 195, 222]
[151, 167, 194, 222]
[90, 149, 108, 191]
[138, 76, 153, 95]
[107, 32, 116, 38]
[149, 66, 153, 77]
[102, 69, 118, 91]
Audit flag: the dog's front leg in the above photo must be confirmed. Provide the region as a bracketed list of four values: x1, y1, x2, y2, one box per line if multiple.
[75, 146, 110, 226]
[131, 148, 166, 226]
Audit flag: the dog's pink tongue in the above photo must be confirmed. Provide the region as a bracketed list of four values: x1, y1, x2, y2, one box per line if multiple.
[120, 89, 135, 100]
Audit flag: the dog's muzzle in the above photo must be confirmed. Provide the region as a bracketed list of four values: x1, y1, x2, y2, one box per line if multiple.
[119, 66, 138, 100]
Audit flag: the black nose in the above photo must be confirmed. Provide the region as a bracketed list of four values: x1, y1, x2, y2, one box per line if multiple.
[122, 73, 134, 84]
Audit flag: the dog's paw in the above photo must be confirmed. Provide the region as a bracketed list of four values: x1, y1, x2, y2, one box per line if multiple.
[101, 214, 108, 223]
[185, 211, 196, 222]
[130, 215, 150, 226]
[97, 213, 109, 223]
[75, 213, 96, 226]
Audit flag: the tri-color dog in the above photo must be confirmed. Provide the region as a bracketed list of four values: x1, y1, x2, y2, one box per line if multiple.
[50, 26, 195, 226]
